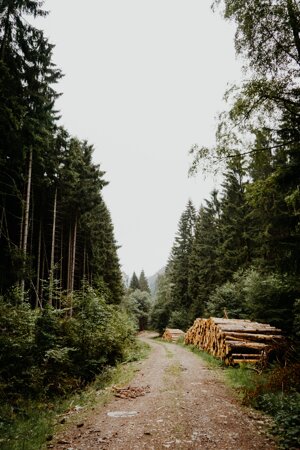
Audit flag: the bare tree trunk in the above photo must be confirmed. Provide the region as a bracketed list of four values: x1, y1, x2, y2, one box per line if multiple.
[36, 220, 42, 308]
[59, 225, 63, 309]
[83, 242, 87, 283]
[49, 188, 57, 306]
[20, 147, 33, 302]
[67, 223, 72, 295]
[0, 207, 4, 240]
[41, 252, 45, 304]
[19, 199, 24, 251]
[69, 217, 77, 316]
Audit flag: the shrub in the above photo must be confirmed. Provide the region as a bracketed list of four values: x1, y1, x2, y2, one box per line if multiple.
[0, 285, 136, 401]
[257, 392, 300, 449]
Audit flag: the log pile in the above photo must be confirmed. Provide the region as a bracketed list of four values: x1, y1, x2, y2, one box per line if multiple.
[185, 317, 283, 365]
[162, 328, 185, 342]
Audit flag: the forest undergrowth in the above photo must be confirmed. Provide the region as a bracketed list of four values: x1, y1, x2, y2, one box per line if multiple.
[0, 286, 149, 450]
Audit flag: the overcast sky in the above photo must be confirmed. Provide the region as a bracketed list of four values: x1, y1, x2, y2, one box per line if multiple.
[38, 0, 242, 278]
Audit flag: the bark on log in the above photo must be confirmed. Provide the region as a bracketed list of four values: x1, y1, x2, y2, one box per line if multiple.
[184, 317, 283, 366]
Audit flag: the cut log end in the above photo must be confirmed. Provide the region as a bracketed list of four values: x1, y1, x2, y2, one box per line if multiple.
[185, 317, 283, 366]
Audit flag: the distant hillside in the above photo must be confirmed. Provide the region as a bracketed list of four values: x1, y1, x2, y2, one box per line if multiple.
[148, 267, 165, 295]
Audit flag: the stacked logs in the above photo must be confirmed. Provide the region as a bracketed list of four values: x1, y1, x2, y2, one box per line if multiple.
[185, 317, 283, 365]
[162, 328, 185, 342]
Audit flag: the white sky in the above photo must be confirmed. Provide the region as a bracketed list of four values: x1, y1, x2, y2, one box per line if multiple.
[38, 0, 242, 278]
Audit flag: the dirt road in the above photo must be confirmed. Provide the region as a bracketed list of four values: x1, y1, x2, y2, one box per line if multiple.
[52, 335, 276, 449]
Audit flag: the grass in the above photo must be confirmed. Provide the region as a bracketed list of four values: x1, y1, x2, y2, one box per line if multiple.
[0, 340, 150, 450]
[178, 341, 223, 369]
[164, 361, 183, 377]
[181, 342, 300, 449]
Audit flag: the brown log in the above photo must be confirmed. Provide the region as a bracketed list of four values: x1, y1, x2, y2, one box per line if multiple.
[225, 332, 283, 342]
[225, 340, 268, 349]
[232, 359, 261, 364]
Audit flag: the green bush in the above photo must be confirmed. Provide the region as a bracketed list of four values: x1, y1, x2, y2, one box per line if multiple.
[0, 299, 37, 398]
[0, 285, 136, 402]
[257, 392, 300, 449]
[206, 268, 297, 332]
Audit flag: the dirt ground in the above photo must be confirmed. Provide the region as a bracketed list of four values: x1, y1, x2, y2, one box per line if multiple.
[51, 334, 277, 450]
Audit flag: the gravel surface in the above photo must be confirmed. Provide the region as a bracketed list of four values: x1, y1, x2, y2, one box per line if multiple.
[51, 335, 277, 450]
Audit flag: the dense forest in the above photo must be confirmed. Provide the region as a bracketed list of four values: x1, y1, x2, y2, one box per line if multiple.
[1, 0, 300, 447]
[0, 0, 135, 407]
[151, 0, 300, 337]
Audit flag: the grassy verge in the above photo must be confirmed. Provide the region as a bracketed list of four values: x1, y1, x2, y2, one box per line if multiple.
[0, 340, 150, 450]
[182, 343, 300, 450]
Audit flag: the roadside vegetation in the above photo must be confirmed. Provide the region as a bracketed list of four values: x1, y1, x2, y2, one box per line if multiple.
[150, 2, 300, 446]
[184, 342, 300, 450]
[0, 323, 149, 450]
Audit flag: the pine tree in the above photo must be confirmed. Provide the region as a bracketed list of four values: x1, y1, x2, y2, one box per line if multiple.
[0, 0, 61, 297]
[150, 273, 172, 332]
[82, 199, 124, 304]
[168, 200, 196, 329]
[217, 156, 252, 280]
[188, 191, 221, 319]
[139, 270, 150, 293]
[129, 272, 140, 290]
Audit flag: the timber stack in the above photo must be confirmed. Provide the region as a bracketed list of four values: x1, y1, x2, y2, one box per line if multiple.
[185, 317, 283, 365]
[162, 328, 185, 342]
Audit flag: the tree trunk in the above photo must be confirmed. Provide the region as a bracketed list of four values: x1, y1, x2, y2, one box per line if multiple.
[83, 242, 86, 281]
[20, 147, 33, 302]
[67, 223, 72, 295]
[59, 225, 63, 309]
[69, 217, 77, 316]
[49, 188, 57, 306]
[0, 207, 4, 240]
[36, 220, 42, 308]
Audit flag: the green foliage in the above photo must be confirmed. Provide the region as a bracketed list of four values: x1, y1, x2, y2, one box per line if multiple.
[139, 270, 150, 293]
[206, 276, 248, 318]
[0, 339, 150, 450]
[168, 309, 190, 331]
[188, 192, 221, 319]
[186, 340, 300, 449]
[258, 392, 300, 450]
[129, 272, 140, 290]
[166, 200, 196, 326]
[0, 286, 136, 402]
[185, 344, 224, 369]
[0, 298, 37, 398]
[150, 273, 173, 333]
[206, 268, 296, 331]
[121, 289, 152, 331]
[226, 363, 300, 449]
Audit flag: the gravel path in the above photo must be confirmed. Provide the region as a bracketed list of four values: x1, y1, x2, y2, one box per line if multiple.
[51, 335, 277, 450]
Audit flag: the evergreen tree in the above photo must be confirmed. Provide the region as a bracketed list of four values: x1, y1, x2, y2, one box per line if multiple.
[150, 273, 173, 333]
[168, 200, 196, 329]
[188, 191, 221, 319]
[217, 156, 252, 279]
[129, 272, 140, 290]
[139, 270, 150, 293]
[122, 289, 152, 331]
[0, 0, 61, 296]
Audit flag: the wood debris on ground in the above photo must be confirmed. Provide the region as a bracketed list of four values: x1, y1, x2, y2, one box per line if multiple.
[162, 328, 185, 342]
[185, 317, 284, 365]
[112, 385, 150, 399]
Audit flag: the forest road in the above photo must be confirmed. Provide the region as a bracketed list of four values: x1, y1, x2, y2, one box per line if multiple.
[52, 334, 277, 450]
